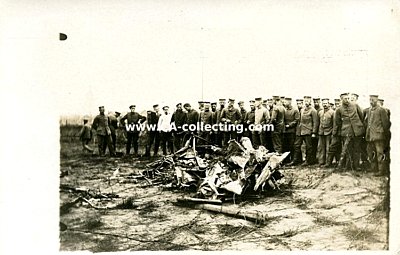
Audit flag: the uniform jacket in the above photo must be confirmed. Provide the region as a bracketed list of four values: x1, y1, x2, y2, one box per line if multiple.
[299, 106, 318, 136]
[284, 106, 300, 134]
[335, 103, 364, 137]
[92, 114, 111, 136]
[171, 109, 187, 128]
[147, 111, 160, 126]
[199, 110, 213, 125]
[108, 115, 119, 134]
[120, 112, 146, 132]
[245, 109, 256, 125]
[220, 106, 242, 123]
[318, 108, 334, 135]
[186, 109, 199, 125]
[239, 108, 247, 124]
[364, 105, 390, 142]
[271, 104, 286, 133]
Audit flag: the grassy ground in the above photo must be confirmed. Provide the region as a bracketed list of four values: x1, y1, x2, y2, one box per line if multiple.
[59, 138, 389, 251]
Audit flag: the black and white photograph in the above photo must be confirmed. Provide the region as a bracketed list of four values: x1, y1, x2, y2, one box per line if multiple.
[1, 0, 400, 253]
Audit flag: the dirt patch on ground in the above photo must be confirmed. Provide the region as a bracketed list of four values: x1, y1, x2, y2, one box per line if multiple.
[59, 141, 388, 251]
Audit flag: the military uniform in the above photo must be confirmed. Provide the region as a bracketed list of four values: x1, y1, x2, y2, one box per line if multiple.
[92, 111, 115, 156]
[199, 106, 213, 144]
[220, 101, 242, 145]
[283, 101, 299, 162]
[120, 108, 146, 156]
[108, 114, 119, 151]
[270, 101, 285, 154]
[252, 100, 270, 149]
[145, 107, 161, 157]
[171, 105, 187, 150]
[244, 102, 255, 141]
[364, 98, 390, 175]
[291, 104, 318, 165]
[335, 99, 365, 170]
[317, 106, 334, 165]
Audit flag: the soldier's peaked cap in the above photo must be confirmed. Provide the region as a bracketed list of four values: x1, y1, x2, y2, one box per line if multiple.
[321, 98, 330, 101]
[153, 104, 159, 108]
[369, 95, 379, 99]
[219, 98, 226, 101]
[303, 96, 312, 99]
[129, 105, 136, 109]
[228, 98, 235, 102]
[255, 97, 262, 101]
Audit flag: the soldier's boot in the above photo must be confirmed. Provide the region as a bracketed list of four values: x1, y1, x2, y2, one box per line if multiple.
[337, 156, 346, 170]
[323, 154, 334, 168]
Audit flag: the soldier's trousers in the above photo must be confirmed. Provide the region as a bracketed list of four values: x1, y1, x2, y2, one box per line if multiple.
[146, 131, 160, 156]
[264, 131, 274, 152]
[367, 140, 386, 174]
[310, 135, 319, 164]
[160, 131, 174, 155]
[111, 133, 117, 152]
[97, 134, 115, 156]
[317, 135, 332, 164]
[328, 135, 341, 163]
[126, 131, 139, 155]
[252, 131, 266, 149]
[339, 136, 362, 170]
[173, 132, 184, 151]
[293, 135, 312, 164]
[272, 132, 283, 154]
[283, 133, 296, 162]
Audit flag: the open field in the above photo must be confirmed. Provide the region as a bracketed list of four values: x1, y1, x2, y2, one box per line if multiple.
[59, 138, 389, 251]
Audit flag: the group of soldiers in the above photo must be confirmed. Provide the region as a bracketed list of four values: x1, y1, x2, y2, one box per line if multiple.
[80, 92, 391, 176]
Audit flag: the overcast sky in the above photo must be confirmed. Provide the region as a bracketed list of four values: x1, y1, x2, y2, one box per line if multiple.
[2, 0, 400, 115]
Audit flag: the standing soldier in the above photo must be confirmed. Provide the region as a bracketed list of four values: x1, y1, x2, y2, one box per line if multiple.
[265, 98, 275, 152]
[79, 116, 94, 153]
[215, 99, 226, 146]
[289, 96, 318, 166]
[270, 97, 285, 154]
[317, 99, 334, 166]
[171, 103, 187, 151]
[92, 106, 115, 157]
[335, 93, 365, 170]
[244, 100, 256, 142]
[324, 98, 342, 167]
[108, 111, 119, 152]
[210, 102, 218, 144]
[120, 105, 146, 157]
[220, 98, 242, 145]
[252, 98, 270, 149]
[237, 101, 247, 142]
[184, 103, 200, 143]
[283, 98, 299, 163]
[364, 95, 390, 176]
[199, 102, 213, 144]
[310, 97, 321, 164]
[158, 106, 174, 155]
[145, 104, 161, 157]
